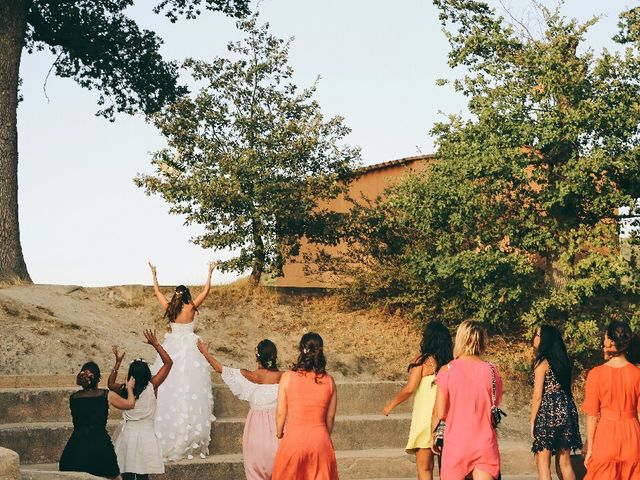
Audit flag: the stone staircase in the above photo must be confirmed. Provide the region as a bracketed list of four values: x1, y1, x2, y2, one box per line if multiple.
[0, 375, 537, 479]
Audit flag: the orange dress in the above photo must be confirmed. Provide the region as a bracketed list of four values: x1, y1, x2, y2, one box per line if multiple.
[272, 371, 338, 480]
[582, 363, 640, 479]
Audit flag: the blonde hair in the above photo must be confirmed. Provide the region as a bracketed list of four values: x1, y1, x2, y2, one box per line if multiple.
[454, 320, 488, 358]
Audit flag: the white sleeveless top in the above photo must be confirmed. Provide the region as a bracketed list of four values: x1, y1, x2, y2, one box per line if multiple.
[221, 367, 279, 410]
[123, 384, 156, 422]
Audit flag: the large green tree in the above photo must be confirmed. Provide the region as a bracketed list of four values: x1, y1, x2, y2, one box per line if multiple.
[0, 0, 250, 283]
[135, 18, 361, 285]
[330, 2, 640, 356]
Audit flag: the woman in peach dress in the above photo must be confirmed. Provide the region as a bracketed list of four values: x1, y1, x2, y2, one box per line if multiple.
[583, 320, 640, 479]
[272, 332, 338, 480]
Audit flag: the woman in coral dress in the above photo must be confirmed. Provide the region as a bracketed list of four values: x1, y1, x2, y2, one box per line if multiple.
[435, 320, 503, 480]
[583, 320, 640, 480]
[272, 332, 338, 480]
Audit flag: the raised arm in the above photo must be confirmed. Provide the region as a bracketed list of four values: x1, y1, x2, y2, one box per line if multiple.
[275, 372, 290, 439]
[383, 360, 424, 415]
[326, 377, 338, 434]
[107, 346, 126, 392]
[148, 262, 169, 310]
[193, 261, 217, 308]
[198, 339, 223, 373]
[108, 377, 136, 410]
[145, 329, 173, 391]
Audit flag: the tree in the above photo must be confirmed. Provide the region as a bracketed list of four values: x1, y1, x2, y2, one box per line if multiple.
[0, 0, 250, 283]
[135, 18, 361, 285]
[331, 1, 640, 358]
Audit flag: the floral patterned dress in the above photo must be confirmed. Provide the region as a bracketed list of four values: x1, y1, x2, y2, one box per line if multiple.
[532, 368, 582, 454]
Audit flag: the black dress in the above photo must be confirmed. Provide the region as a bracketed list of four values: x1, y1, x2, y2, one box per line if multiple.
[59, 388, 120, 478]
[532, 368, 583, 455]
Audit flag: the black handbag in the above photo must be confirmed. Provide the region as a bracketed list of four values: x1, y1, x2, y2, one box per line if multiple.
[488, 362, 506, 428]
[433, 419, 445, 448]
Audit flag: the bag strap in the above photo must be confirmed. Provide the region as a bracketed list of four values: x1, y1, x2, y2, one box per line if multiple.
[488, 362, 497, 407]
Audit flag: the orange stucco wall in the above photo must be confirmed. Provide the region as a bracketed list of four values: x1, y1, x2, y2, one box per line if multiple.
[273, 157, 432, 288]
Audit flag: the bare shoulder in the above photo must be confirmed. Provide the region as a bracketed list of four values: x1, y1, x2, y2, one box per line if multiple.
[240, 369, 257, 383]
[534, 359, 549, 373]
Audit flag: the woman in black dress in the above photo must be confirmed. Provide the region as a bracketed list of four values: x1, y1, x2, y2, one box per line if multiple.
[59, 361, 136, 479]
[530, 325, 582, 480]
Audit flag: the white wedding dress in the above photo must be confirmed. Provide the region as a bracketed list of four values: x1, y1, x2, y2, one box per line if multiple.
[151, 320, 214, 461]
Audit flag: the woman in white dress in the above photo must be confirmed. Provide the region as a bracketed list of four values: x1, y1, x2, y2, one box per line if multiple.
[108, 330, 173, 479]
[147, 261, 216, 461]
[198, 339, 283, 480]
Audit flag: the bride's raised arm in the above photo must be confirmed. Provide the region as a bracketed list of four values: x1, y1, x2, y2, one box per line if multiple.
[193, 261, 217, 308]
[148, 261, 169, 310]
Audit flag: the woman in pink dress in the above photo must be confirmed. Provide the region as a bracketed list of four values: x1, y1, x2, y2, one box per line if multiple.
[435, 320, 503, 480]
[198, 339, 283, 480]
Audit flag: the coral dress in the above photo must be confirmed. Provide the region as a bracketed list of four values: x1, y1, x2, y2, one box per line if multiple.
[405, 372, 437, 452]
[582, 363, 640, 479]
[221, 367, 279, 480]
[151, 320, 214, 461]
[113, 385, 164, 474]
[272, 371, 338, 480]
[436, 358, 502, 479]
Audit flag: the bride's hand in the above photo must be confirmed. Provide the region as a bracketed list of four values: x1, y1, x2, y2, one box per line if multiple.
[148, 261, 157, 277]
[208, 261, 218, 275]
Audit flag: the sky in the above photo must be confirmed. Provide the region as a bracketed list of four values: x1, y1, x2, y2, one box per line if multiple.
[16, 0, 626, 286]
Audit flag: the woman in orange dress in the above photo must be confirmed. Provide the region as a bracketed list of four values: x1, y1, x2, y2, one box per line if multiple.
[583, 320, 640, 479]
[272, 332, 338, 480]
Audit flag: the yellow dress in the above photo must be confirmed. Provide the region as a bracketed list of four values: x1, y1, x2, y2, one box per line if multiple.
[405, 373, 437, 452]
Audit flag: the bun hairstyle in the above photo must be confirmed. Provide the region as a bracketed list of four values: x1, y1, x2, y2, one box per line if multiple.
[408, 321, 453, 374]
[164, 285, 194, 322]
[120, 359, 152, 400]
[453, 320, 488, 358]
[255, 339, 278, 371]
[76, 361, 101, 389]
[607, 321, 640, 364]
[292, 332, 327, 379]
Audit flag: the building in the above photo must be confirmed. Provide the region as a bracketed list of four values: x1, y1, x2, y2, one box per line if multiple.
[273, 154, 434, 289]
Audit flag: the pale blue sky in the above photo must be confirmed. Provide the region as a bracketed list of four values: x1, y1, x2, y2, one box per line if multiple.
[17, 0, 625, 286]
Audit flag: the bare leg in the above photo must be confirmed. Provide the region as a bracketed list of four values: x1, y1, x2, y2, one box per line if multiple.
[472, 469, 495, 480]
[535, 449, 553, 480]
[416, 448, 435, 480]
[556, 449, 576, 480]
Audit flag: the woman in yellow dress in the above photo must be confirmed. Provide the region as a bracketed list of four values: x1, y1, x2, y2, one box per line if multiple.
[383, 321, 453, 480]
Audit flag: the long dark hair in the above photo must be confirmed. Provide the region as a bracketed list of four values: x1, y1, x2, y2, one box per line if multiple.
[119, 360, 151, 400]
[607, 321, 640, 364]
[256, 339, 278, 371]
[164, 285, 194, 322]
[408, 321, 453, 374]
[533, 325, 572, 395]
[292, 332, 327, 378]
[77, 361, 101, 389]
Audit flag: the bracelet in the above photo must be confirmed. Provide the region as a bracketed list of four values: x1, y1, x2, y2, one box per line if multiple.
[112, 368, 119, 373]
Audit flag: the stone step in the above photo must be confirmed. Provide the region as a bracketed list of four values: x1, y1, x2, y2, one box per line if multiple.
[0, 381, 410, 424]
[19, 444, 536, 480]
[0, 414, 412, 464]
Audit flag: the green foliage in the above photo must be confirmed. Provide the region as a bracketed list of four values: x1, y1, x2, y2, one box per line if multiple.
[23, 0, 250, 118]
[135, 18, 361, 282]
[328, 2, 640, 361]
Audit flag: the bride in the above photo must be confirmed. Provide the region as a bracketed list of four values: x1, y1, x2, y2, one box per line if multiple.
[148, 261, 216, 461]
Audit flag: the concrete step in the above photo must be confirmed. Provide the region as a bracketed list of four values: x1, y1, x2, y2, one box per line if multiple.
[0, 381, 410, 424]
[0, 414, 412, 464]
[18, 445, 537, 480]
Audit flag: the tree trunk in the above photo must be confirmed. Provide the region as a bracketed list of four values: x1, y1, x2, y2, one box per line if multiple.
[250, 222, 264, 286]
[0, 0, 31, 283]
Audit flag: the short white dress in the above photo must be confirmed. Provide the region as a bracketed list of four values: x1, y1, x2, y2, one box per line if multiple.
[151, 320, 214, 461]
[221, 367, 279, 480]
[113, 385, 164, 474]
